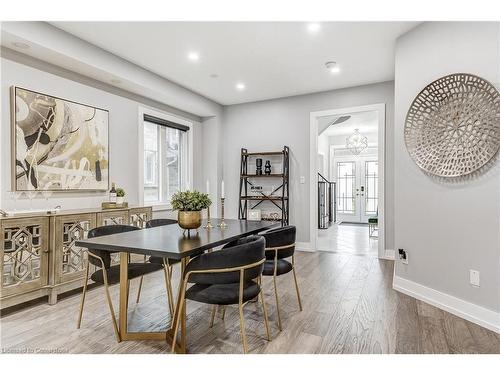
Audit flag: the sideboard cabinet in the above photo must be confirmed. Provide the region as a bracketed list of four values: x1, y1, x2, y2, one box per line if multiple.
[1, 206, 152, 309]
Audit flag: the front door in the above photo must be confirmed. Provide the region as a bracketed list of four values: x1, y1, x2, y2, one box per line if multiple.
[335, 157, 378, 223]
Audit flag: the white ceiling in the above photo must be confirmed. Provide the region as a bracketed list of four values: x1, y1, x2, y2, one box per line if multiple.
[50, 22, 418, 105]
[320, 111, 378, 136]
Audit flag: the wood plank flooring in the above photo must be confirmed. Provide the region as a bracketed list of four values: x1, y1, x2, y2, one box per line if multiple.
[1, 251, 499, 354]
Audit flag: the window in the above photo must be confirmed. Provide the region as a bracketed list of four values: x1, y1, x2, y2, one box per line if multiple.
[142, 113, 190, 205]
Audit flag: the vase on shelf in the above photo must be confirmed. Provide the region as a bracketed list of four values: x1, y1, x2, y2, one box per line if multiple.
[265, 160, 271, 175]
[256, 158, 263, 175]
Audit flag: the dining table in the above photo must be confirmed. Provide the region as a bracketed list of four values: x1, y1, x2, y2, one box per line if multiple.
[75, 218, 277, 353]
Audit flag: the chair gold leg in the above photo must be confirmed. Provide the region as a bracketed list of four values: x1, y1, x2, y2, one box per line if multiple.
[221, 306, 226, 321]
[135, 276, 144, 304]
[135, 254, 147, 304]
[103, 273, 121, 342]
[209, 305, 217, 328]
[272, 251, 283, 331]
[259, 277, 271, 341]
[238, 270, 248, 354]
[291, 255, 303, 311]
[77, 260, 90, 329]
[272, 274, 282, 331]
[163, 262, 174, 316]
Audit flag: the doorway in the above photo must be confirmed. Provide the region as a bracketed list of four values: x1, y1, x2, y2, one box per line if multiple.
[335, 156, 378, 223]
[310, 104, 387, 259]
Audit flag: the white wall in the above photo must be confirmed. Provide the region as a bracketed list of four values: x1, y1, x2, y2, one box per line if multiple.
[0, 54, 218, 215]
[317, 132, 329, 178]
[222, 81, 395, 246]
[394, 22, 500, 319]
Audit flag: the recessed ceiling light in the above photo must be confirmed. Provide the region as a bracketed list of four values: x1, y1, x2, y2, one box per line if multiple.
[325, 61, 340, 74]
[110, 78, 122, 84]
[307, 23, 321, 33]
[12, 42, 30, 49]
[236, 83, 246, 91]
[188, 52, 200, 61]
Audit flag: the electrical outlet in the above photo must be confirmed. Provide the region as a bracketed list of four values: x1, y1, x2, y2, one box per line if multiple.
[469, 270, 480, 287]
[299, 176, 305, 184]
[398, 248, 408, 264]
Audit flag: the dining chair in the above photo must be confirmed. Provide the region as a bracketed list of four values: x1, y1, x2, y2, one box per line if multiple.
[170, 235, 271, 354]
[260, 225, 302, 331]
[76, 224, 164, 342]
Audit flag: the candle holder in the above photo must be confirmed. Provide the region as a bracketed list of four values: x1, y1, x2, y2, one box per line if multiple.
[218, 198, 228, 228]
[204, 205, 214, 229]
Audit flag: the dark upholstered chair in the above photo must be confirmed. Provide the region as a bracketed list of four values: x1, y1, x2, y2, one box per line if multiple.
[77, 225, 163, 342]
[170, 235, 271, 354]
[260, 225, 302, 331]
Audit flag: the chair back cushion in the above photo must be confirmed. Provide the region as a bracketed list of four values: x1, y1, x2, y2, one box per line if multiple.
[146, 219, 178, 228]
[185, 235, 265, 284]
[87, 225, 139, 268]
[261, 225, 296, 259]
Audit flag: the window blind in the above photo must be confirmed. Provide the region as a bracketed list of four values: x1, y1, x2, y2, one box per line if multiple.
[143, 114, 189, 132]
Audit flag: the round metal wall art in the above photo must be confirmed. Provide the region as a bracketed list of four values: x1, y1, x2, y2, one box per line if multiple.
[404, 73, 500, 178]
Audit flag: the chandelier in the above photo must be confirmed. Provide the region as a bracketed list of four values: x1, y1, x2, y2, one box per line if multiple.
[346, 129, 368, 155]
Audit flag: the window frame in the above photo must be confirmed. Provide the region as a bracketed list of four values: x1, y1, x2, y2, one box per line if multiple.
[138, 106, 193, 211]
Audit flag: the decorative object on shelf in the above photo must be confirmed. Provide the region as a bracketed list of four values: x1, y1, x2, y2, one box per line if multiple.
[109, 182, 117, 203]
[204, 180, 213, 229]
[247, 209, 262, 221]
[218, 180, 227, 228]
[405, 73, 500, 178]
[11, 86, 109, 191]
[346, 128, 368, 155]
[239, 146, 290, 225]
[101, 202, 129, 209]
[261, 212, 281, 222]
[171, 190, 211, 233]
[256, 158, 263, 175]
[116, 188, 126, 205]
[265, 160, 272, 175]
[250, 185, 263, 193]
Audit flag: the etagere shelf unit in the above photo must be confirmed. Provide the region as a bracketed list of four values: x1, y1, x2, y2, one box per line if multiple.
[238, 146, 290, 226]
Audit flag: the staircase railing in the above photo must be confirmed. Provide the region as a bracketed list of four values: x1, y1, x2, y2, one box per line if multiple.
[318, 173, 336, 229]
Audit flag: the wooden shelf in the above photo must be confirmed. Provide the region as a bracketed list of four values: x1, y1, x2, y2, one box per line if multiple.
[240, 196, 288, 201]
[241, 174, 284, 178]
[244, 151, 284, 156]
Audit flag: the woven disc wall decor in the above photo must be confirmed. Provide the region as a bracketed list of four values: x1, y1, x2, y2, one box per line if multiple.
[404, 73, 500, 177]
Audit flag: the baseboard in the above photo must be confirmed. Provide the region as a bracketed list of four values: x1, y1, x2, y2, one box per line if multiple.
[296, 242, 314, 252]
[393, 275, 500, 334]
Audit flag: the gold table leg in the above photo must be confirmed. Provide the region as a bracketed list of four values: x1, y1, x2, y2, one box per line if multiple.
[118, 252, 186, 353]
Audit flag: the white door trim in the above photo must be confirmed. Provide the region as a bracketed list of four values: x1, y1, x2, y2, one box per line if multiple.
[309, 103, 386, 258]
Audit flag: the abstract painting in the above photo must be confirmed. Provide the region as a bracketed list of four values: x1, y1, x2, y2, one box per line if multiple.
[12, 87, 109, 191]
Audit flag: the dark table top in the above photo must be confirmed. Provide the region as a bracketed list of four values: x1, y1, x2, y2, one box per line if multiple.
[75, 219, 278, 259]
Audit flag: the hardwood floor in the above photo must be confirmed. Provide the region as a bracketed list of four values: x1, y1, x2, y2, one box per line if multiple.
[317, 223, 378, 255]
[1, 251, 499, 354]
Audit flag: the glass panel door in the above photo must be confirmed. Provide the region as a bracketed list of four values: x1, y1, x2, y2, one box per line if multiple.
[361, 160, 378, 222]
[336, 161, 356, 221]
[335, 157, 378, 223]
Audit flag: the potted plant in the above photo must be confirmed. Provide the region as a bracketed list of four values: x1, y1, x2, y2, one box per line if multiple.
[116, 188, 126, 204]
[171, 190, 211, 230]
